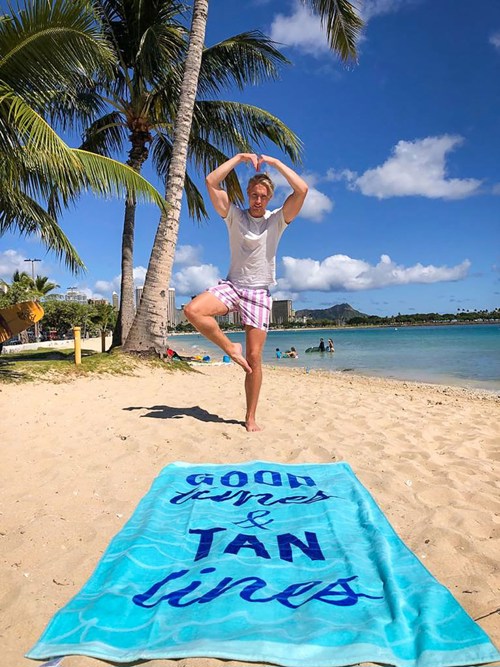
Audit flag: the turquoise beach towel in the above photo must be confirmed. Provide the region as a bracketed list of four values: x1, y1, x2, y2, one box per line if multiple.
[28, 461, 500, 666]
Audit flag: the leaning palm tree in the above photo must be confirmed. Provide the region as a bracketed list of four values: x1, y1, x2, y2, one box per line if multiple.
[0, 0, 169, 273]
[81, 0, 301, 346]
[124, 0, 363, 353]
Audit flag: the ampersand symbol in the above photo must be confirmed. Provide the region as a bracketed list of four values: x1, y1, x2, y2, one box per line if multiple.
[233, 510, 274, 530]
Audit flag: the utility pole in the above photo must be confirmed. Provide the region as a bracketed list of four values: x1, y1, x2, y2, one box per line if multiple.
[24, 258, 41, 341]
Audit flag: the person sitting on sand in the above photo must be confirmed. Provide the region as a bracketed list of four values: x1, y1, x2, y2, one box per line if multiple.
[184, 153, 308, 432]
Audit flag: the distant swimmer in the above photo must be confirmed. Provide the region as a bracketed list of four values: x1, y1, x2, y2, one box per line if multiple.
[319, 338, 326, 352]
[327, 338, 335, 353]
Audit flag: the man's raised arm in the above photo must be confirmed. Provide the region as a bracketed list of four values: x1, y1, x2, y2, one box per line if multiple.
[259, 155, 308, 223]
[206, 153, 259, 217]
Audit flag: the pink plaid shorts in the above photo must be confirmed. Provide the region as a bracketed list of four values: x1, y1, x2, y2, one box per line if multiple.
[208, 280, 272, 331]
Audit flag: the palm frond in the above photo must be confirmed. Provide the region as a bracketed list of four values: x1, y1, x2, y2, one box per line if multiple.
[47, 89, 110, 132]
[151, 132, 212, 222]
[187, 138, 245, 207]
[183, 170, 208, 221]
[191, 100, 303, 163]
[303, 0, 363, 62]
[71, 149, 168, 211]
[0, 0, 114, 104]
[152, 132, 245, 218]
[0, 184, 85, 272]
[80, 111, 128, 154]
[198, 31, 291, 96]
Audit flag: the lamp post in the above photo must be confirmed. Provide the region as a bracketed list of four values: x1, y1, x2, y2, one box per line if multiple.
[24, 258, 41, 341]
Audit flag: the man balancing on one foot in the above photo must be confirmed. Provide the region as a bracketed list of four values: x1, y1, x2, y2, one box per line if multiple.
[184, 153, 308, 432]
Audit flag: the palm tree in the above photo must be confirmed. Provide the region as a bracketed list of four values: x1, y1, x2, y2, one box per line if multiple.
[124, 0, 363, 352]
[80, 0, 301, 346]
[32, 275, 60, 299]
[0, 0, 169, 273]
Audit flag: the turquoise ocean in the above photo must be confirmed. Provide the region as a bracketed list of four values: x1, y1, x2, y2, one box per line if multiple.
[172, 324, 500, 392]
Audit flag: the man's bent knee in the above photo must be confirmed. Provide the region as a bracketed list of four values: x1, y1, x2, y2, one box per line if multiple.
[183, 301, 197, 323]
[184, 294, 229, 322]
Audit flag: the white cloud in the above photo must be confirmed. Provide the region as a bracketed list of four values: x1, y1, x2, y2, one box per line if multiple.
[277, 253, 471, 292]
[270, 288, 300, 302]
[94, 266, 146, 295]
[272, 170, 333, 221]
[175, 244, 203, 266]
[350, 135, 481, 199]
[269, 0, 417, 56]
[172, 264, 221, 296]
[132, 266, 147, 284]
[270, 3, 330, 56]
[92, 249, 211, 299]
[326, 168, 357, 183]
[0, 249, 35, 280]
[491, 183, 500, 195]
[94, 277, 120, 293]
[490, 31, 500, 49]
[300, 187, 334, 221]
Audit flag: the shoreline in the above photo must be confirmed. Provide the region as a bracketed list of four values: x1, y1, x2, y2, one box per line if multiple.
[3, 334, 498, 394]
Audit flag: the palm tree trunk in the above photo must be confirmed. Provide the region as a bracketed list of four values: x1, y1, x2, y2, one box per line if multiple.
[124, 0, 209, 353]
[111, 128, 151, 348]
[111, 194, 136, 347]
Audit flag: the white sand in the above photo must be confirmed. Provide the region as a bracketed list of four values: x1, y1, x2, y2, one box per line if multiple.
[1, 360, 499, 666]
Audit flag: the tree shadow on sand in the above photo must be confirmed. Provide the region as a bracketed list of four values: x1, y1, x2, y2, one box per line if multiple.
[124, 404, 244, 426]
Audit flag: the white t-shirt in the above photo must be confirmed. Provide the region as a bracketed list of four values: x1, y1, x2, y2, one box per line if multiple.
[223, 203, 288, 289]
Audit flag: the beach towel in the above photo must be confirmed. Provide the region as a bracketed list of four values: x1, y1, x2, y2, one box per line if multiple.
[28, 461, 500, 667]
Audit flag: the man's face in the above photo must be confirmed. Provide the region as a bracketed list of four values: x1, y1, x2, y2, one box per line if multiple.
[247, 183, 271, 218]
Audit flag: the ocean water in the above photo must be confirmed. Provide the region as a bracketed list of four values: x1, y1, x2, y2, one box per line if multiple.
[171, 324, 500, 391]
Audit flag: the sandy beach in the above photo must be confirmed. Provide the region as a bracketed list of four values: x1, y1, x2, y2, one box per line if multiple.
[1, 349, 499, 666]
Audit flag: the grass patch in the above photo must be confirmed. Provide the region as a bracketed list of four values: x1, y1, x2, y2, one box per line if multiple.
[0, 347, 195, 383]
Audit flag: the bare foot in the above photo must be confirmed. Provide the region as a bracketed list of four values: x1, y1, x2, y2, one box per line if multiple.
[245, 418, 263, 432]
[229, 342, 252, 373]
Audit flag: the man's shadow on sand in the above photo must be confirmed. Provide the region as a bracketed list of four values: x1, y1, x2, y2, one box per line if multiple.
[124, 404, 244, 426]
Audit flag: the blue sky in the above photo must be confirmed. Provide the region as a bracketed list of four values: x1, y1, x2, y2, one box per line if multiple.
[1, 0, 499, 316]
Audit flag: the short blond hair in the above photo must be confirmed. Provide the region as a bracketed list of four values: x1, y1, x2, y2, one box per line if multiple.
[247, 173, 275, 198]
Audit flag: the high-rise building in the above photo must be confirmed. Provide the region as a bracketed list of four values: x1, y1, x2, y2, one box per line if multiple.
[112, 291, 119, 309]
[272, 299, 293, 325]
[167, 287, 176, 327]
[65, 287, 88, 304]
[135, 286, 143, 310]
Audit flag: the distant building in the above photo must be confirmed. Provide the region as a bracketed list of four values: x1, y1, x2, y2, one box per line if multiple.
[88, 298, 109, 306]
[272, 299, 293, 325]
[167, 287, 176, 327]
[112, 291, 119, 309]
[215, 312, 232, 325]
[134, 287, 143, 310]
[65, 288, 88, 304]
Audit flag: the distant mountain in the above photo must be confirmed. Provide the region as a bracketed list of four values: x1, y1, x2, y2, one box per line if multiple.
[295, 303, 368, 323]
